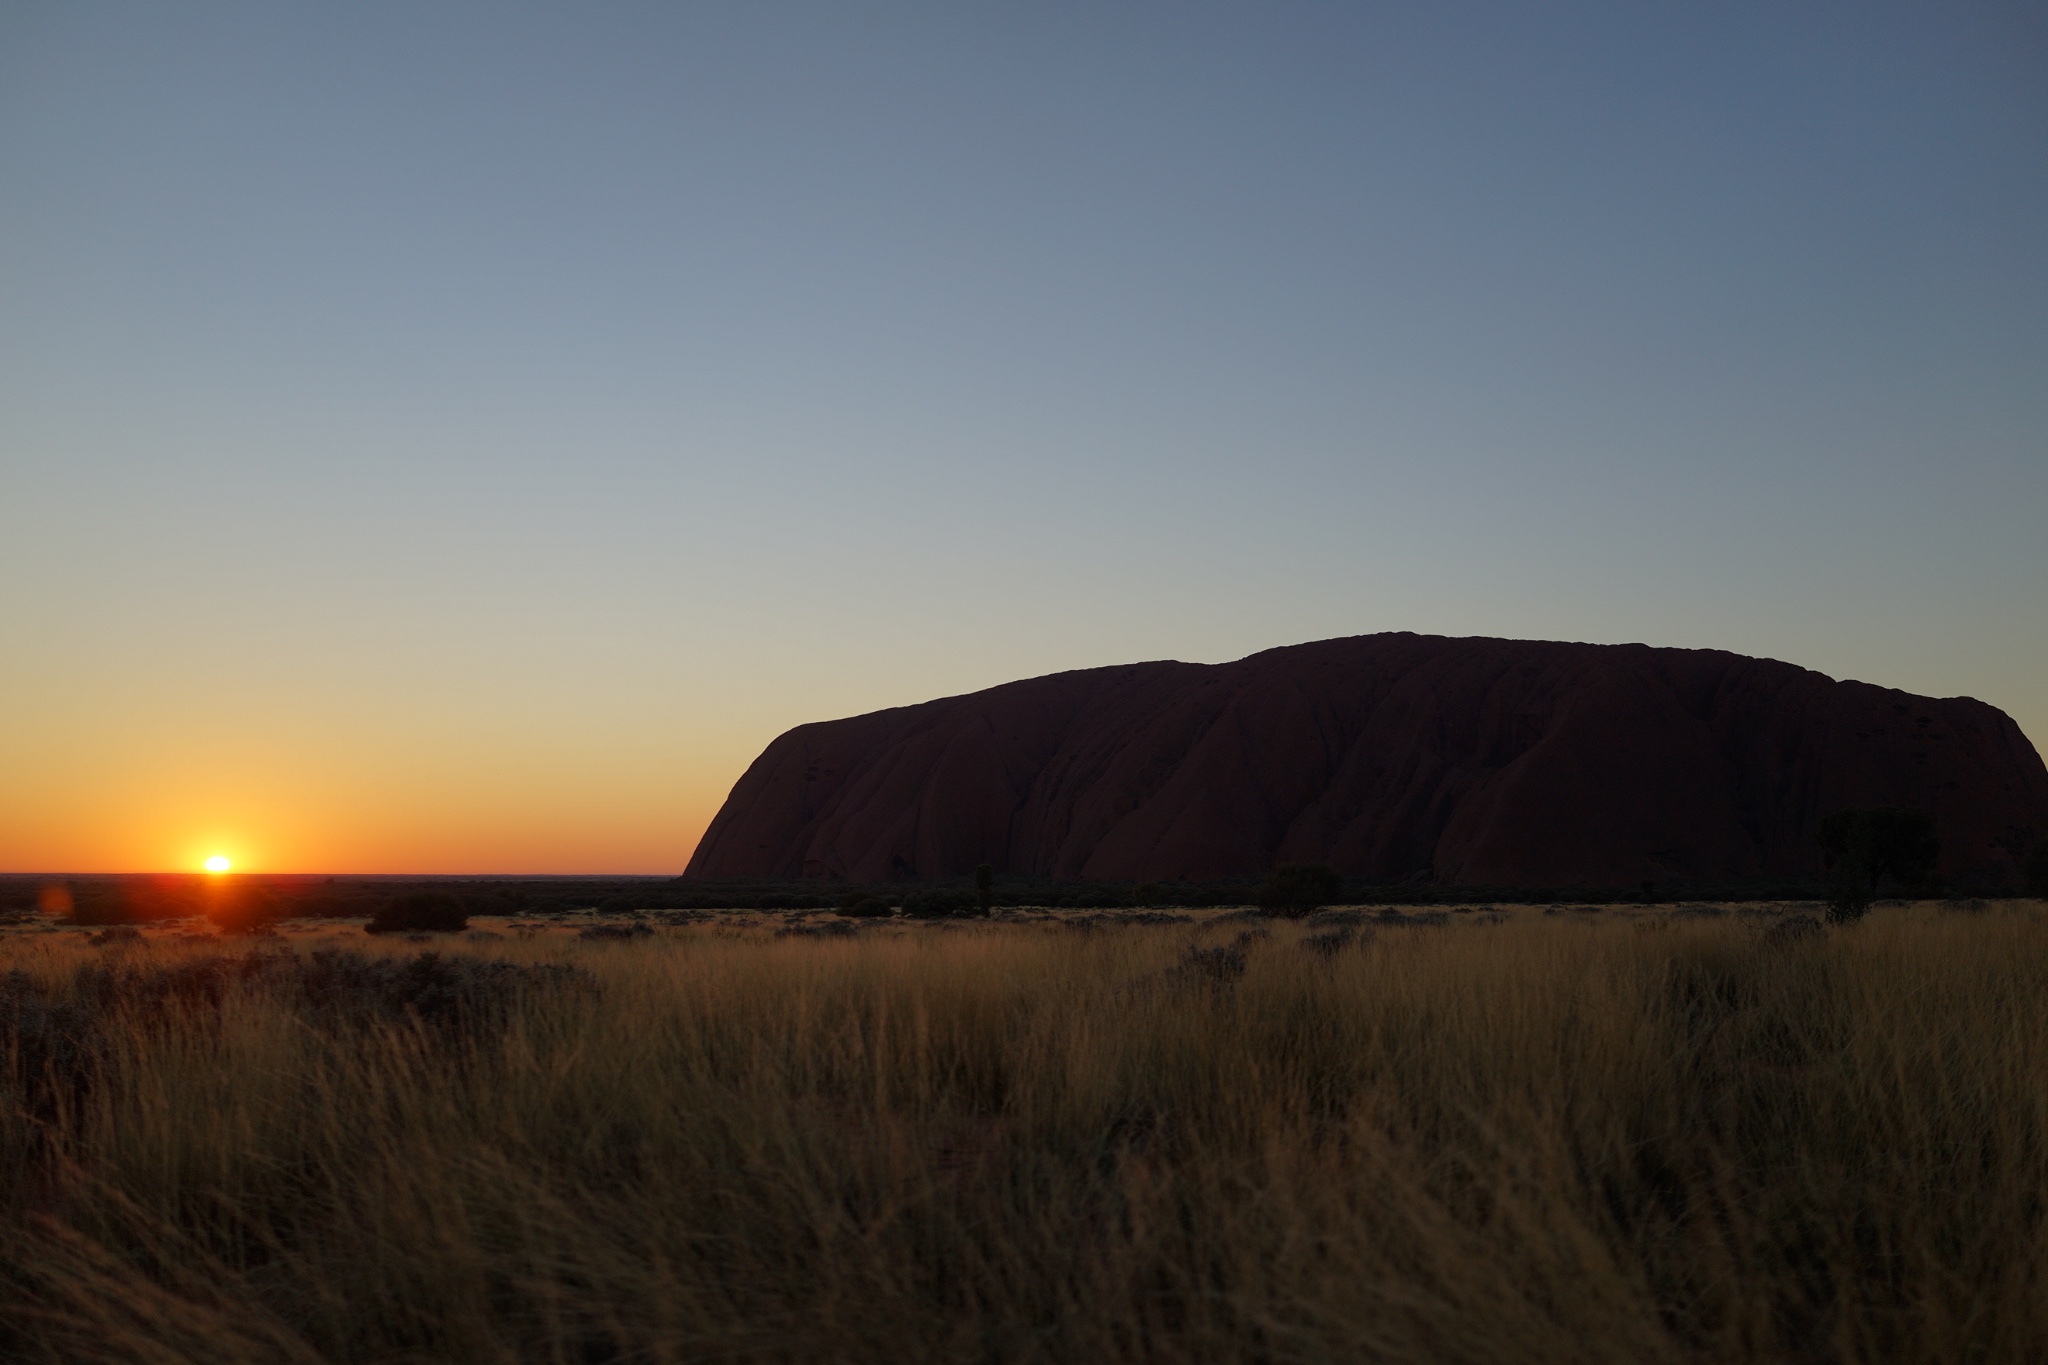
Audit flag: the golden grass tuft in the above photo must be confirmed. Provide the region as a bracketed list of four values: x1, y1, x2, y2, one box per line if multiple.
[3, 904, 2047, 1363]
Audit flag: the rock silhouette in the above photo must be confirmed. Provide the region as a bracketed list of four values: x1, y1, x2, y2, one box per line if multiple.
[686, 634, 2048, 888]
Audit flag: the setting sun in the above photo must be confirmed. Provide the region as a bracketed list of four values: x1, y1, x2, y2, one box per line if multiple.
[203, 855, 232, 873]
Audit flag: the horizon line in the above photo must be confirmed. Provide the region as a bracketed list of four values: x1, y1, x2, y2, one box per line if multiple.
[0, 870, 687, 879]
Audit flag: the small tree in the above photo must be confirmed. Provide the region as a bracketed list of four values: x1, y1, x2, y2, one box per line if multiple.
[367, 889, 470, 935]
[1257, 864, 1343, 919]
[1816, 808, 1939, 923]
[974, 864, 995, 917]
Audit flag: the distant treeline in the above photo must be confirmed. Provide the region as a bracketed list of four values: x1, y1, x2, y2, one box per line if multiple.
[5, 869, 2029, 928]
[0, 877, 682, 927]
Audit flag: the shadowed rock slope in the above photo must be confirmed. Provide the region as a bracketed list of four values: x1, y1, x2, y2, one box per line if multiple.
[686, 634, 2048, 888]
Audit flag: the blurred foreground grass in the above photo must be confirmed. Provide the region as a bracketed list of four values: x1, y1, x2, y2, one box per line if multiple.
[3, 905, 2046, 1364]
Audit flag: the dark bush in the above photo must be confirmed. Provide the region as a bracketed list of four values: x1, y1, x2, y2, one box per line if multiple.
[1765, 914, 1826, 946]
[287, 950, 591, 1029]
[1372, 908, 1449, 927]
[901, 889, 978, 920]
[367, 890, 470, 935]
[2027, 840, 2048, 899]
[1817, 808, 1940, 923]
[1174, 945, 1249, 987]
[1823, 873, 1873, 924]
[974, 864, 995, 916]
[577, 922, 653, 942]
[1256, 864, 1344, 919]
[775, 920, 857, 939]
[1302, 928, 1360, 957]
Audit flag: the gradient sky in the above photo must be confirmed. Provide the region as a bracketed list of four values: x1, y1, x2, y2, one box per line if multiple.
[3, 2, 2043, 873]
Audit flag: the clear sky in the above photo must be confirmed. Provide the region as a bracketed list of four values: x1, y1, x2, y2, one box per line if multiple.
[3, 2, 2043, 873]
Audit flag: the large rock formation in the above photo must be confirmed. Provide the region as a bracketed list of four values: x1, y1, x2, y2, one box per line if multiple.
[686, 634, 2048, 888]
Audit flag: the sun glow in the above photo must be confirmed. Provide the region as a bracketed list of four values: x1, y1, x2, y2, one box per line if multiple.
[204, 855, 232, 873]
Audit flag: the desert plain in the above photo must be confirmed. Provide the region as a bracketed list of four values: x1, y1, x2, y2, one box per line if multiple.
[5, 896, 2047, 1363]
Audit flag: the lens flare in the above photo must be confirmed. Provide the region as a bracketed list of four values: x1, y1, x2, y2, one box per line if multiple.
[204, 855, 232, 873]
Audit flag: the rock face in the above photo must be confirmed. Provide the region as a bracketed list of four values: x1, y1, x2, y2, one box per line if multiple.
[685, 634, 2048, 888]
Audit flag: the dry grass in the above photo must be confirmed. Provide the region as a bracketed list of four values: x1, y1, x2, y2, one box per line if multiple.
[3, 903, 2046, 1363]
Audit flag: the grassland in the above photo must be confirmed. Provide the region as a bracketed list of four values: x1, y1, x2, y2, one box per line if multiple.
[3, 901, 2046, 1363]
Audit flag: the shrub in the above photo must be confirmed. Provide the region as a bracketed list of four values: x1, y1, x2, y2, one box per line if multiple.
[1173, 944, 1249, 987]
[1766, 914, 1826, 946]
[1824, 868, 1875, 924]
[2027, 839, 2048, 899]
[841, 897, 893, 919]
[1256, 864, 1343, 919]
[288, 950, 591, 1029]
[578, 923, 654, 942]
[1302, 928, 1360, 957]
[974, 865, 995, 917]
[901, 889, 977, 920]
[775, 921, 857, 940]
[366, 890, 470, 936]
[1817, 808, 1939, 923]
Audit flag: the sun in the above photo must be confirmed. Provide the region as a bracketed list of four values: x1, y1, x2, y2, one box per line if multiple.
[204, 855, 232, 873]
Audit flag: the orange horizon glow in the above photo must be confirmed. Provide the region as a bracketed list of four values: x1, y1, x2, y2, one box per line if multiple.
[0, 752, 736, 876]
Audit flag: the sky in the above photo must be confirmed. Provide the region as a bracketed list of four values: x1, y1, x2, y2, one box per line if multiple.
[2, 2, 2043, 874]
